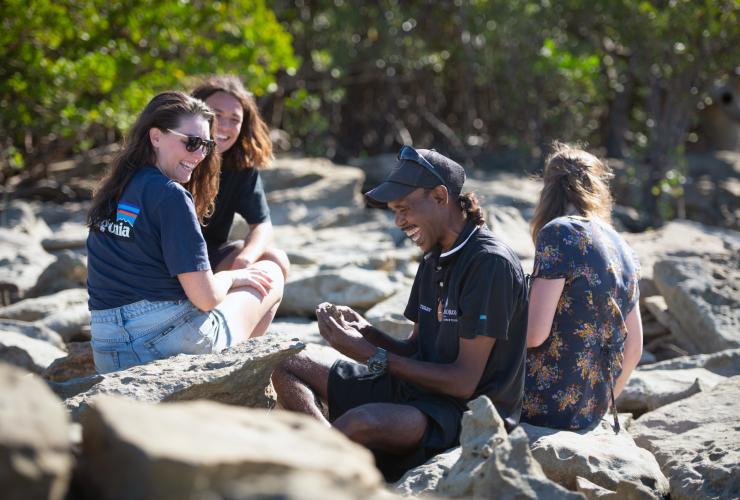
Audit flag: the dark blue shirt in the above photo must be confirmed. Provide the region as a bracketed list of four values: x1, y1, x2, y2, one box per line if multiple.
[201, 165, 270, 245]
[86, 166, 210, 310]
[522, 216, 640, 429]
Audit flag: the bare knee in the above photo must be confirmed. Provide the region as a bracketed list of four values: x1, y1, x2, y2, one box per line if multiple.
[334, 407, 384, 445]
[261, 247, 290, 279]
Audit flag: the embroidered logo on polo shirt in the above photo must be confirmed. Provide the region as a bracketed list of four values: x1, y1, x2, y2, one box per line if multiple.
[97, 202, 139, 240]
[440, 298, 458, 323]
[419, 304, 432, 313]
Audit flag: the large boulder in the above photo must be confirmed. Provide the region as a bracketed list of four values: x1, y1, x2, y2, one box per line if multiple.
[281, 267, 400, 317]
[42, 342, 96, 383]
[623, 220, 739, 285]
[617, 348, 740, 414]
[0, 288, 87, 322]
[65, 334, 303, 420]
[0, 228, 55, 304]
[28, 250, 87, 298]
[653, 256, 739, 354]
[486, 205, 535, 260]
[631, 376, 740, 500]
[79, 395, 385, 500]
[519, 419, 669, 498]
[435, 396, 582, 499]
[41, 222, 87, 252]
[394, 447, 461, 496]
[261, 157, 365, 227]
[0, 331, 67, 374]
[0, 319, 65, 350]
[364, 288, 414, 341]
[0, 363, 73, 500]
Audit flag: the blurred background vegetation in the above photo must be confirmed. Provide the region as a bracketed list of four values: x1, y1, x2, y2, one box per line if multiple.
[1, 0, 739, 226]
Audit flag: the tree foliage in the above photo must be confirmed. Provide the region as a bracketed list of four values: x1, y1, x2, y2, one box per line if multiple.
[0, 0, 296, 174]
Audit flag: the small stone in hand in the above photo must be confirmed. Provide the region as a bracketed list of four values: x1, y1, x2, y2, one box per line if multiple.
[325, 303, 343, 322]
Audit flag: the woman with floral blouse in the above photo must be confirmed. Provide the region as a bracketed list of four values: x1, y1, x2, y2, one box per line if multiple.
[521, 143, 643, 431]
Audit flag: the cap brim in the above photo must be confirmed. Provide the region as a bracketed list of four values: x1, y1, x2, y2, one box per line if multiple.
[364, 181, 417, 207]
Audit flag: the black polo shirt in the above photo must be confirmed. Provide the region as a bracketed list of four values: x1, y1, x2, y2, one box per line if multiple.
[403, 220, 528, 429]
[202, 165, 270, 245]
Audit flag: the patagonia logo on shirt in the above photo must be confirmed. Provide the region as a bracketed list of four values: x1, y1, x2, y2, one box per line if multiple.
[97, 202, 140, 240]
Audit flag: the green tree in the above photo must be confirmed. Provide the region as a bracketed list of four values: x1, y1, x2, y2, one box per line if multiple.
[0, 0, 296, 178]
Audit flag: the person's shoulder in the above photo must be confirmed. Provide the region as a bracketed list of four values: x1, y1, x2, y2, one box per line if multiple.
[468, 227, 525, 276]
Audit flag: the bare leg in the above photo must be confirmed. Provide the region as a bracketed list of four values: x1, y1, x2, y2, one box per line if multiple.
[334, 403, 428, 454]
[272, 346, 348, 425]
[214, 241, 290, 279]
[215, 260, 284, 343]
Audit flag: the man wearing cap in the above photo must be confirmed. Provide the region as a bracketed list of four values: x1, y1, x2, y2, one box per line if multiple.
[272, 146, 528, 481]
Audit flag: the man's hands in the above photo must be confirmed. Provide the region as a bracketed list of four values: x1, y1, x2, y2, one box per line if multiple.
[316, 302, 375, 361]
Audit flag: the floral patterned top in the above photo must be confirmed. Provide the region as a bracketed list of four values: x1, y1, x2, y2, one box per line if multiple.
[522, 216, 640, 430]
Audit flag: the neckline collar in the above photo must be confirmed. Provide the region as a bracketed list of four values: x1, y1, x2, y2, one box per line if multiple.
[427, 220, 481, 262]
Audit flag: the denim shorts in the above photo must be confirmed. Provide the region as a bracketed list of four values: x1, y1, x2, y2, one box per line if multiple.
[90, 299, 232, 374]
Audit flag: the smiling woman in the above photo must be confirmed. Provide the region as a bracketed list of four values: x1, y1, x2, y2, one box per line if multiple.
[85, 91, 285, 374]
[191, 75, 290, 279]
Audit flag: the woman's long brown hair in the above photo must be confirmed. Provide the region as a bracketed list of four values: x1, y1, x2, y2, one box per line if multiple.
[192, 75, 272, 170]
[530, 142, 613, 242]
[87, 91, 220, 226]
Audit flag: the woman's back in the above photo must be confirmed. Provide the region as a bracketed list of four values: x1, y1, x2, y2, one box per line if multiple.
[523, 215, 640, 429]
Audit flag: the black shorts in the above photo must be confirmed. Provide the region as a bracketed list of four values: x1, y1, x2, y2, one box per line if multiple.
[328, 359, 465, 481]
[206, 240, 241, 269]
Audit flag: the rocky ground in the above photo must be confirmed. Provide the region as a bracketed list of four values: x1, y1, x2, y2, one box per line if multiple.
[1, 154, 738, 499]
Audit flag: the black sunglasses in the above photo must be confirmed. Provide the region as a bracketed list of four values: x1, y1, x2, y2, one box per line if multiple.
[167, 129, 216, 155]
[398, 145, 446, 185]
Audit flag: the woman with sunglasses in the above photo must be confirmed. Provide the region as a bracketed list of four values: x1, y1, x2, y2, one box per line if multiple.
[521, 143, 642, 431]
[86, 91, 284, 373]
[191, 75, 289, 278]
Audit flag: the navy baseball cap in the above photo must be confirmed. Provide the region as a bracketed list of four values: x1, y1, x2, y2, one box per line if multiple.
[365, 146, 466, 205]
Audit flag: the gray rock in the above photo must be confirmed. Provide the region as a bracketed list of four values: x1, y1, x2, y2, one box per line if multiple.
[487, 205, 535, 259]
[0, 363, 72, 500]
[623, 220, 740, 283]
[437, 396, 582, 499]
[653, 256, 739, 354]
[0, 288, 87, 322]
[0, 331, 67, 374]
[79, 396, 384, 500]
[28, 250, 87, 298]
[267, 317, 325, 346]
[520, 419, 669, 499]
[42, 341, 96, 382]
[631, 376, 740, 500]
[41, 222, 87, 251]
[0, 319, 65, 349]
[262, 157, 365, 227]
[0, 199, 52, 239]
[394, 447, 461, 496]
[365, 289, 414, 341]
[37, 305, 91, 342]
[617, 348, 740, 414]
[0, 228, 55, 304]
[281, 267, 399, 317]
[65, 334, 304, 420]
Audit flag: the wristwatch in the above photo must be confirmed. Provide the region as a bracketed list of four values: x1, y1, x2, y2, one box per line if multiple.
[366, 347, 388, 375]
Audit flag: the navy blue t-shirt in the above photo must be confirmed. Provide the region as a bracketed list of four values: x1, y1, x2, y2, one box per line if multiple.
[86, 166, 211, 310]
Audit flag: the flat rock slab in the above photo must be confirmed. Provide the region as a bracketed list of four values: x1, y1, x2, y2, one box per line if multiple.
[80, 396, 384, 500]
[631, 376, 740, 500]
[654, 256, 740, 354]
[520, 419, 669, 499]
[618, 348, 740, 414]
[0, 318, 65, 350]
[65, 334, 304, 420]
[0, 364, 72, 500]
[364, 288, 414, 341]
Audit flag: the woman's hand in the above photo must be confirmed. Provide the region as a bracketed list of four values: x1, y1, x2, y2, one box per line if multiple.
[230, 267, 274, 297]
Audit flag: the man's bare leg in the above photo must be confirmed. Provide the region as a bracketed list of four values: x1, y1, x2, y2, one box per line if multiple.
[272, 346, 346, 425]
[334, 403, 428, 454]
